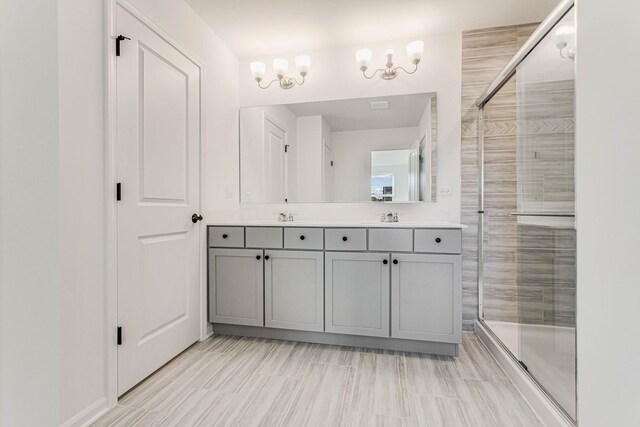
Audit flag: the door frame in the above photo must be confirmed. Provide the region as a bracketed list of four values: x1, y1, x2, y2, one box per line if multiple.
[105, 0, 208, 407]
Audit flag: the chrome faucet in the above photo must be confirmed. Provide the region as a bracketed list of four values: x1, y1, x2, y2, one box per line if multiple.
[279, 211, 295, 222]
[381, 211, 399, 223]
[386, 211, 394, 222]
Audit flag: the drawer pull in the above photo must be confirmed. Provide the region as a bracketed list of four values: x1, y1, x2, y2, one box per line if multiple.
[222, 234, 228, 239]
[264, 255, 270, 260]
[435, 237, 442, 243]
[393, 259, 399, 265]
[383, 259, 388, 264]
[342, 236, 348, 242]
[256, 255, 261, 260]
[300, 235, 305, 240]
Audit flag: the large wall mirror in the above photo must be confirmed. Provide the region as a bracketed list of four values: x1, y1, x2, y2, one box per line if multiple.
[240, 92, 437, 203]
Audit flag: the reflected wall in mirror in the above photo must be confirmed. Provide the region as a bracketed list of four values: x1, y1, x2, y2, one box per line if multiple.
[240, 93, 437, 203]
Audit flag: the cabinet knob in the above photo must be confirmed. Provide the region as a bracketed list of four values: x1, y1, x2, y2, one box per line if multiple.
[222, 234, 228, 239]
[435, 237, 442, 243]
[300, 235, 305, 240]
[264, 255, 270, 260]
[256, 255, 261, 260]
[342, 236, 348, 242]
[383, 259, 388, 264]
[393, 259, 399, 265]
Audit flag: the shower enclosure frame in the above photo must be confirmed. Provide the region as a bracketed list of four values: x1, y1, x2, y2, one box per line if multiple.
[475, 0, 576, 425]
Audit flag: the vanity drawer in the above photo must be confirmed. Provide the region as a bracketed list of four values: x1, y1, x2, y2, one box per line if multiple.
[325, 228, 367, 251]
[368, 228, 413, 252]
[246, 227, 283, 249]
[414, 229, 462, 254]
[209, 226, 245, 248]
[284, 227, 323, 250]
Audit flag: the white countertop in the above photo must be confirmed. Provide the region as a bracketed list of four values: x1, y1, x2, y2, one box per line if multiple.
[205, 219, 467, 229]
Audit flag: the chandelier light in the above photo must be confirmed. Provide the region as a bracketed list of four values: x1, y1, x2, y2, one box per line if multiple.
[250, 55, 310, 89]
[356, 40, 424, 80]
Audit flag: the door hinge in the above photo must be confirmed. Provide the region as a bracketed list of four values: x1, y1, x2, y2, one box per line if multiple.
[284, 144, 290, 153]
[330, 160, 334, 166]
[117, 326, 122, 345]
[116, 35, 130, 57]
[518, 360, 529, 371]
[116, 182, 122, 201]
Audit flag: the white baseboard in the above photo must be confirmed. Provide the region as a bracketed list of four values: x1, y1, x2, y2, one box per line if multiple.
[60, 397, 110, 427]
[475, 320, 575, 427]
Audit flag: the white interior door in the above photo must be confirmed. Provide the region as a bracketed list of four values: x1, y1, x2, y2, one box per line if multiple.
[116, 6, 201, 395]
[264, 118, 286, 202]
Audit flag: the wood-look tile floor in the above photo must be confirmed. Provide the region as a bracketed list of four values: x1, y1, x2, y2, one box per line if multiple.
[94, 333, 543, 427]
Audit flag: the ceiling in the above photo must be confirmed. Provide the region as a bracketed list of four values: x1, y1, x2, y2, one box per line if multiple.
[186, 0, 560, 58]
[285, 93, 433, 131]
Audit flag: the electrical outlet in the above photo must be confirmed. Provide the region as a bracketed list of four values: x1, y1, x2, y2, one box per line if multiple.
[438, 186, 453, 197]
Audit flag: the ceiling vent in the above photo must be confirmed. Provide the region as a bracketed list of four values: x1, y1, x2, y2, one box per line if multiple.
[370, 101, 389, 110]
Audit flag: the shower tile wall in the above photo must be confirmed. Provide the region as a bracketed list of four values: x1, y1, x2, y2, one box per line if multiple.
[517, 225, 576, 326]
[460, 24, 538, 330]
[516, 78, 576, 327]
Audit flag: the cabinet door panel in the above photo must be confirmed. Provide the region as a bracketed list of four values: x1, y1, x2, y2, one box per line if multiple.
[265, 250, 324, 331]
[391, 253, 461, 342]
[209, 248, 264, 326]
[325, 252, 390, 337]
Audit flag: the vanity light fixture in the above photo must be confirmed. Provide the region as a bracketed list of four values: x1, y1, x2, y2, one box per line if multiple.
[356, 40, 424, 80]
[250, 55, 310, 89]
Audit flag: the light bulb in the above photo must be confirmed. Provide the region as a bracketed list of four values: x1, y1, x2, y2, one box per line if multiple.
[249, 61, 266, 81]
[295, 55, 311, 75]
[406, 40, 424, 63]
[355, 48, 372, 69]
[273, 58, 289, 77]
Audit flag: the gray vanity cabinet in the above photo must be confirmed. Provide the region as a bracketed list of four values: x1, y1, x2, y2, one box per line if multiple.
[391, 253, 461, 343]
[208, 248, 264, 327]
[264, 250, 324, 332]
[208, 224, 464, 356]
[325, 251, 390, 337]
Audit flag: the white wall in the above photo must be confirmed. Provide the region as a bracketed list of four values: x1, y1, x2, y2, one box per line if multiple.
[228, 34, 461, 223]
[296, 116, 323, 201]
[575, 0, 640, 425]
[332, 127, 418, 202]
[0, 1, 61, 425]
[58, 0, 107, 424]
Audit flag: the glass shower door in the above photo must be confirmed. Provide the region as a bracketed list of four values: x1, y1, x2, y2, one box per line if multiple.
[515, 8, 576, 420]
[480, 7, 577, 422]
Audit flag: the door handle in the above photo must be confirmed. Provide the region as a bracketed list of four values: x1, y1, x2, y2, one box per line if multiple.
[191, 213, 203, 223]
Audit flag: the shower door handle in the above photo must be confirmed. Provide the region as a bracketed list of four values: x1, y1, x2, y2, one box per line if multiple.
[510, 212, 575, 217]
